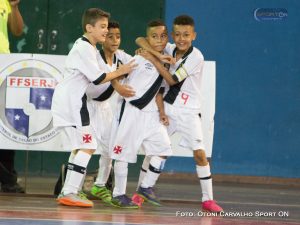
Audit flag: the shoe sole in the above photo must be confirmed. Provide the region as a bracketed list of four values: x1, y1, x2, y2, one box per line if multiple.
[110, 200, 139, 209]
[57, 198, 93, 207]
[90, 192, 115, 206]
[136, 193, 161, 207]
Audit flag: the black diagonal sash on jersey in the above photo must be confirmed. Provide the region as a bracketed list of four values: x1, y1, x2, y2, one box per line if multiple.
[80, 93, 90, 126]
[164, 46, 194, 105]
[130, 75, 163, 110]
[93, 51, 123, 102]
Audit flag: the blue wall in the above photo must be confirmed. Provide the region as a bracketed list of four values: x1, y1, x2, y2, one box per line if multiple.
[163, 0, 300, 178]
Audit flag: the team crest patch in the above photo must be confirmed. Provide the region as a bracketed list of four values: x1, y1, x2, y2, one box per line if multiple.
[113, 145, 123, 154]
[82, 134, 92, 143]
[0, 59, 62, 144]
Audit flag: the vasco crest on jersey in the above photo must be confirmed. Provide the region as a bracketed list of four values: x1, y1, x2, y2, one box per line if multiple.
[0, 59, 61, 144]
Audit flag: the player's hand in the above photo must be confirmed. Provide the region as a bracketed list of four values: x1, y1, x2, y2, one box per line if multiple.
[115, 84, 135, 98]
[160, 113, 169, 126]
[158, 54, 176, 65]
[139, 49, 156, 62]
[9, 0, 20, 7]
[118, 60, 137, 75]
[135, 48, 143, 55]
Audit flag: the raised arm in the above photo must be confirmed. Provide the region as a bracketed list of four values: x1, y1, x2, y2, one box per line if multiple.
[100, 60, 137, 84]
[8, 0, 24, 36]
[136, 37, 175, 64]
[139, 50, 177, 86]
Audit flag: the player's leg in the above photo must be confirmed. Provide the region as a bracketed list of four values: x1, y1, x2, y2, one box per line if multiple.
[109, 103, 140, 208]
[54, 150, 76, 197]
[110, 160, 138, 208]
[137, 155, 167, 206]
[91, 154, 113, 204]
[57, 126, 96, 207]
[137, 121, 172, 206]
[137, 155, 151, 190]
[180, 112, 223, 212]
[90, 102, 114, 204]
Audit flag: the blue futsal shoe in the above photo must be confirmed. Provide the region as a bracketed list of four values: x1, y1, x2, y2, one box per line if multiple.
[111, 194, 139, 209]
[137, 186, 161, 206]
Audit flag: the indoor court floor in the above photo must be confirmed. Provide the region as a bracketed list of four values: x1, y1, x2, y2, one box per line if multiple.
[0, 177, 299, 225]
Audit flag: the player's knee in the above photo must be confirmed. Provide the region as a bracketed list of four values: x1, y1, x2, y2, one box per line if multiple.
[193, 150, 208, 166]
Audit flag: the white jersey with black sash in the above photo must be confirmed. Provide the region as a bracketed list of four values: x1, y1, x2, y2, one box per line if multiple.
[163, 43, 204, 113]
[51, 36, 106, 127]
[123, 55, 163, 111]
[86, 49, 133, 101]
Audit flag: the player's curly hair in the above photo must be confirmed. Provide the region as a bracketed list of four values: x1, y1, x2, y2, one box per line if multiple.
[173, 15, 195, 27]
[82, 8, 110, 32]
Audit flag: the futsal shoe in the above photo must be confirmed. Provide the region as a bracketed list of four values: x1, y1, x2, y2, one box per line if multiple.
[202, 200, 223, 213]
[111, 194, 139, 209]
[90, 185, 113, 205]
[1, 183, 25, 193]
[131, 193, 144, 207]
[57, 193, 93, 207]
[137, 187, 161, 206]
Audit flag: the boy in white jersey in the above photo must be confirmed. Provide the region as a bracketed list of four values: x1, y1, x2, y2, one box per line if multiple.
[87, 21, 135, 204]
[109, 20, 172, 208]
[135, 15, 223, 212]
[51, 8, 136, 207]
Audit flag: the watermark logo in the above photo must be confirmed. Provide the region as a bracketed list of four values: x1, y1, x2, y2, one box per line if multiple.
[254, 8, 288, 21]
[0, 59, 62, 144]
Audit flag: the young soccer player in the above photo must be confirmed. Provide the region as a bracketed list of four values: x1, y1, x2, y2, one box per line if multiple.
[108, 19, 172, 208]
[135, 15, 223, 212]
[53, 21, 134, 199]
[51, 8, 136, 207]
[87, 21, 135, 205]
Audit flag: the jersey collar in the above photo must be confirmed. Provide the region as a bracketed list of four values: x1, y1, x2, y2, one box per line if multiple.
[99, 49, 117, 65]
[172, 45, 194, 60]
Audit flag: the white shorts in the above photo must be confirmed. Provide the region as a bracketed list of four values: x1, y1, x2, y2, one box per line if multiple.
[165, 103, 206, 153]
[88, 100, 112, 156]
[61, 125, 97, 150]
[109, 101, 172, 163]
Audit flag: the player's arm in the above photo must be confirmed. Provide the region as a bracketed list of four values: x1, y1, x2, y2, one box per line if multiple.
[8, 0, 24, 36]
[99, 60, 137, 84]
[136, 37, 175, 64]
[156, 91, 169, 126]
[139, 50, 178, 86]
[111, 79, 135, 97]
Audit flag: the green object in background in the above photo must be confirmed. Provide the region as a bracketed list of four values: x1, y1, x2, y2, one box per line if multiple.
[9, 0, 165, 55]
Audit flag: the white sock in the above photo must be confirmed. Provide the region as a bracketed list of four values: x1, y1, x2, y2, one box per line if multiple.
[94, 155, 112, 187]
[68, 151, 86, 192]
[63, 150, 76, 187]
[136, 156, 151, 191]
[113, 160, 128, 197]
[196, 164, 213, 202]
[62, 151, 91, 195]
[79, 171, 86, 192]
[141, 156, 165, 188]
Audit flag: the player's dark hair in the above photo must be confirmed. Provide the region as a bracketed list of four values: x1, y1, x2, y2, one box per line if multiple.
[82, 8, 110, 32]
[173, 15, 195, 27]
[108, 21, 120, 30]
[146, 19, 167, 34]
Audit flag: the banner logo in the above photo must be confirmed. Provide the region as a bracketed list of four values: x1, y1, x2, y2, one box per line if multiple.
[254, 8, 288, 21]
[0, 59, 62, 144]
